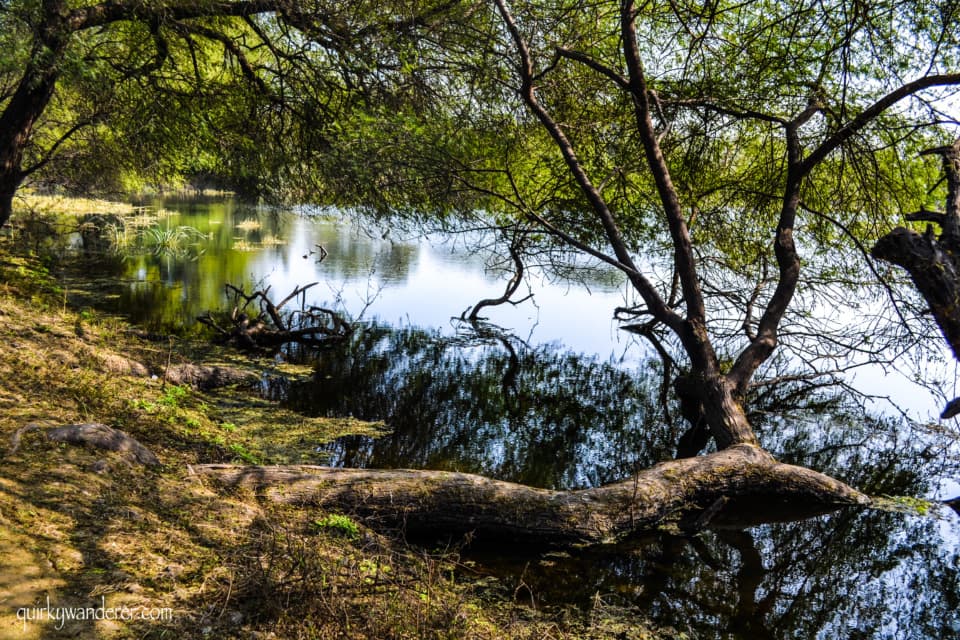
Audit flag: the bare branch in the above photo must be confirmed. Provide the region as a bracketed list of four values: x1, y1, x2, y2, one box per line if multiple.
[620, 0, 713, 365]
[70, 1, 294, 32]
[658, 97, 787, 125]
[21, 119, 94, 178]
[465, 234, 532, 321]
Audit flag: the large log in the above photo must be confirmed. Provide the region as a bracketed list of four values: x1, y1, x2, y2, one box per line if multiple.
[192, 444, 869, 546]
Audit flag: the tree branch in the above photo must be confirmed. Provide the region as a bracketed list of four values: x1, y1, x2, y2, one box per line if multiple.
[555, 47, 629, 90]
[620, 0, 712, 366]
[800, 202, 915, 337]
[801, 74, 960, 177]
[465, 234, 531, 321]
[727, 125, 803, 393]
[70, 1, 293, 32]
[492, 0, 679, 333]
[21, 119, 94, 178]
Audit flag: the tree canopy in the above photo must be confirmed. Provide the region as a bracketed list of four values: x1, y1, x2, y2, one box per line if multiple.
[0, 0, 466, 214]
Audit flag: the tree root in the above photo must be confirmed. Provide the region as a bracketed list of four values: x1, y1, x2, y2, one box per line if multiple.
[9, 422, 160, 466]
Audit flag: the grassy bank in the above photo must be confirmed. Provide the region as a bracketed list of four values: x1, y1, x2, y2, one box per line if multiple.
[0, 243, 669, 639]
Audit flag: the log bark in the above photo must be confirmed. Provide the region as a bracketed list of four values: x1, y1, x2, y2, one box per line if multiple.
[192, 444, 868, 546]
[164, 363, 258, 390]
[872, 226, 960, 361]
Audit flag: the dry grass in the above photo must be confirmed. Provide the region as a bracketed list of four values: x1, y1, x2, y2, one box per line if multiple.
[0, 249, 669, 639]
[14, 193, 137, 217]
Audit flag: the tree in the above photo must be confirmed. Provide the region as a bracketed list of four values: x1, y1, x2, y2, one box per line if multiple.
[313, 3, 960, 442]
[193, 0, 960, 540]
[0, 0, 460, 223]
[467, 0, 960, 455]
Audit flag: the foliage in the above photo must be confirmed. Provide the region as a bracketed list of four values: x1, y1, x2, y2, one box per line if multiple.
[313, 513, 362, 540]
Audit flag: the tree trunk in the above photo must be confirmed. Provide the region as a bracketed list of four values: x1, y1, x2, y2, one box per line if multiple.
[872, 140, 960, 417]
[0, 5, 68, 228]
[192, 444, 868, 546]
[0, 186, 15, 231]
[675, 373, 759, 457]
[872, 226, 960, 359]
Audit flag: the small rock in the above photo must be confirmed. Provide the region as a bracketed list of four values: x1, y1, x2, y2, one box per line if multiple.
[164, 363, 257, 390]
[98, 353, 150, 377]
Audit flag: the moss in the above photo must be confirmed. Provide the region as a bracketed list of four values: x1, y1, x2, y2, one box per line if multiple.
[873, 494, 938, 517]
[312, 513, 361, 540]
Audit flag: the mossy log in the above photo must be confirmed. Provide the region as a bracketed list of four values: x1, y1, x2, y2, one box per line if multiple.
[193, 444, 868, 546]
[164, 363, 257, 390]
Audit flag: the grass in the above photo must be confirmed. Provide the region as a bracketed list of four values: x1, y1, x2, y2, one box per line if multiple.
[0, 232, 671, 639]
[312, 513, 362, 540]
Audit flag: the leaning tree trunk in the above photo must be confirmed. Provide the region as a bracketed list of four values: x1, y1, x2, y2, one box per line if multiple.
[872, 139, 960, 418]
[0, 3, 69, 228]
[194, 444, 868, 546]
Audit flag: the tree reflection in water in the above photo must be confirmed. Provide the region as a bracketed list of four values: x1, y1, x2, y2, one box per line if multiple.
[279, 322, 676, 489]
[275, 322, 959, 639]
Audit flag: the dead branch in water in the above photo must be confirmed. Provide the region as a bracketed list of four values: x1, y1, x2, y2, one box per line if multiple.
[198, 283, 352, 351]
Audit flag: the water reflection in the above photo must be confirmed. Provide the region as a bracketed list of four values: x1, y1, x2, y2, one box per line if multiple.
[64, 198, 632, 360]
[475, 502, 960, 639]
[273, 321, 960, 639]
[276, 322, 673, 489]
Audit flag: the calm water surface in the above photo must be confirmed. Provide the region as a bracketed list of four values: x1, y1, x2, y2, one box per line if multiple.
[63, 197, 960, 639]
[72, 197, 634, 358]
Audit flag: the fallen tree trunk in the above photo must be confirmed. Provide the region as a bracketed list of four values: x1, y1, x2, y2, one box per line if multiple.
[193, 444, 868, 546]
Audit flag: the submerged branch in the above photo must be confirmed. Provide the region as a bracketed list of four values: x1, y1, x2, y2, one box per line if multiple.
[198, 283, 351, 351]
[464, 238, 531, 321]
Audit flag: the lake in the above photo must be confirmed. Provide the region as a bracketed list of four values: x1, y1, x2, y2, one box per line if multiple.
[62, 196, 960, 639]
